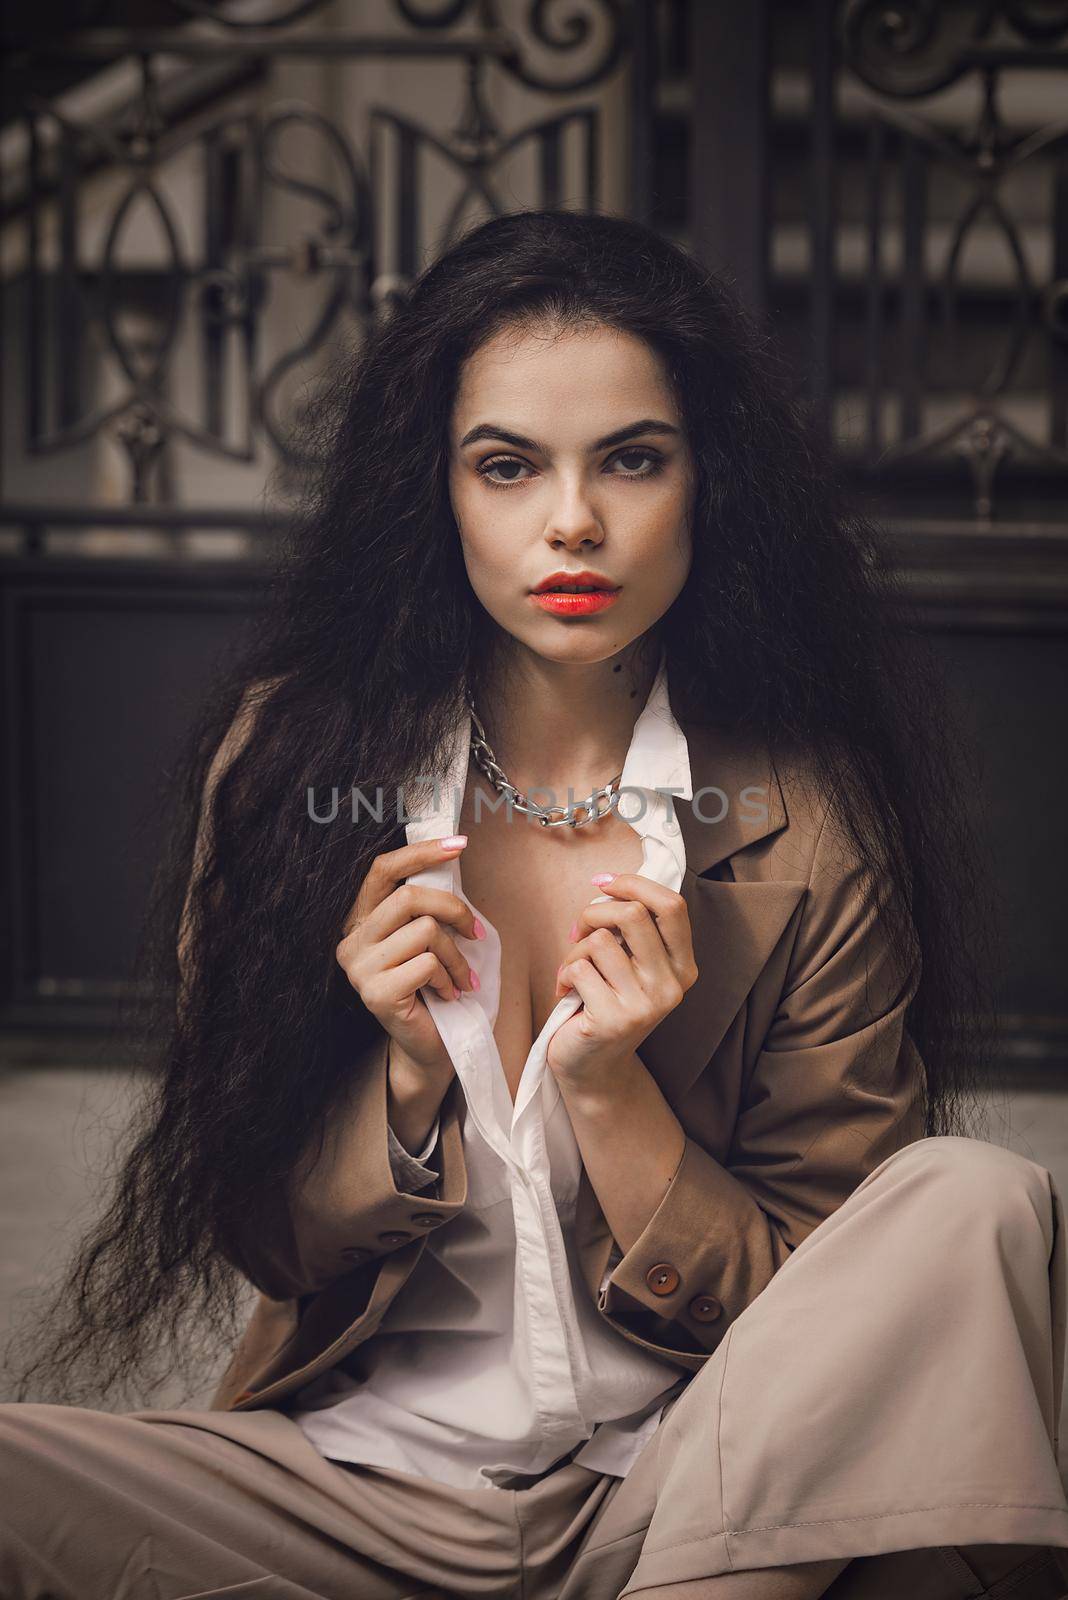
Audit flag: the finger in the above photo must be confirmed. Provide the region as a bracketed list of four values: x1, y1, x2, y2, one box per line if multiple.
[367, 912, 477, 998]
[585, 872, 679, 919]
[363, 949, 462, 1012]
[573, 899, 668, 980]
[560, 927, 641, 1002]
[347, 835, 469, 929]
[355, 883, 482, 948]
[558, 954, 615, 1017]
[577, 879, 696, 987]
[388, 913, 478, 995]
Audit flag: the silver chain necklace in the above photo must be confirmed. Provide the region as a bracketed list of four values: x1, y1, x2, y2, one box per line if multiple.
[465, 695, 623, 829]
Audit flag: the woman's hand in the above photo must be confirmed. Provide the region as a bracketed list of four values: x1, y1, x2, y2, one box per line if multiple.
[546, 873, 698, 1088]
[335, 835, 483, 1081]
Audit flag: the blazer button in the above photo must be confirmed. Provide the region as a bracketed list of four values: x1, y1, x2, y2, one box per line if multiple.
[645, 1262, 680, 1296]
[341, 1246, 371, 1263]
[689, 1294, 722, 1323]
[378, 1230, 412, 1245]
[409, 1213, 441, 1227]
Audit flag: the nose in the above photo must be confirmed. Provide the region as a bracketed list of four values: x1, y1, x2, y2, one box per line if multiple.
[544, 476, 604, 549]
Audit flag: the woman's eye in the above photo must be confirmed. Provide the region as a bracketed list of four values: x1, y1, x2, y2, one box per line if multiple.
[478, 457, 531, 486]
[476, 448, 664, 488]
[613, 449, 662, 476]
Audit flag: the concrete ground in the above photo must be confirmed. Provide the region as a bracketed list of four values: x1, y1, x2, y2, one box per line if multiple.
[0, 1066, 255, 1412]
[1, 1067, 1066, 1486]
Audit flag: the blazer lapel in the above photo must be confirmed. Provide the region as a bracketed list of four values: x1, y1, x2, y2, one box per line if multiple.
[575, 714, 808, 1300]
[636, 871, 807, 1103]
[640, 712, 808, 1104]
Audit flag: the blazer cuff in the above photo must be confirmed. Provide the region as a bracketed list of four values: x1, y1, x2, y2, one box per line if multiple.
[386, 1116, 442, 1191]
[598, 1134, 785, 1360]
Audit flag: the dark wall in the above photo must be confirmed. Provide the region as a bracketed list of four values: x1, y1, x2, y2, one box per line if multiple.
[936, 631, 1068, 1056]
[1, 557, 262, 1035]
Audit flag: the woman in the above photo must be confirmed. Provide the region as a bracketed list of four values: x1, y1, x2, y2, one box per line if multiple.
[1, 209, 1065, 1600]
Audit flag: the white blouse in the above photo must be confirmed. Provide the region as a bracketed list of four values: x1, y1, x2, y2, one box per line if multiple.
[289, 658, 695, 1489]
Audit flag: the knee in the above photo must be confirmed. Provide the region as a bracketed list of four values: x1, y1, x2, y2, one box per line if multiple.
[0, 1399, 45, 1439]
[0, 1403, 103, 1587]
[885, 1136, 1056, 1252]
[0, 1400, 70, 1428]
[0, 1401, 89, 1468]
[0, 1400, 57, 1435]
[0, 1403, 62, 1509]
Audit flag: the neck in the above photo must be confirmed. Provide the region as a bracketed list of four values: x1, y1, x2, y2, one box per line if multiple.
[472, 632, 662, 800]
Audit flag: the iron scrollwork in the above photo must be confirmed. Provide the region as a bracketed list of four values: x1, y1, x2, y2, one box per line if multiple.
[843, 0, 1068, 98]
[841, 1, 1068, 519]
[395, 0, 630, 92]
[10, 0, 617, 507]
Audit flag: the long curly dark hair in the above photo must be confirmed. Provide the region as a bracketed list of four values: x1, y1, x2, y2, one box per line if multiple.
[4, 207, 999, 1409]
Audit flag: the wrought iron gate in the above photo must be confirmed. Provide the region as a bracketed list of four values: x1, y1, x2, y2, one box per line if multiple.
[2, 0, 1066, 1065]
[0, 0, 645, 1037]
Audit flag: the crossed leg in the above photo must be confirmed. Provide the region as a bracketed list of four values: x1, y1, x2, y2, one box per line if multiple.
[3, 1137, 1067, 1600]
[0, 1400, 615, 1600]
[560, 1137, 1068, 1600]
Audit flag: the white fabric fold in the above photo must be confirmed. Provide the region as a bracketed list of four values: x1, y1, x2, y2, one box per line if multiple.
[292, 655, 697, 1488]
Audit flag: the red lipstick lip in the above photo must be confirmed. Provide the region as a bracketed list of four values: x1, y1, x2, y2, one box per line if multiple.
[529, 589, 621, 617]
[530, 570, 619, 594]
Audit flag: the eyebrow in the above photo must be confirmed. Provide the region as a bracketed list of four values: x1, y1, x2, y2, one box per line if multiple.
[457, 418, 683, 454]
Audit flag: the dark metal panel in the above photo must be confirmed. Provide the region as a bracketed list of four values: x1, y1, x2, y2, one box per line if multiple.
[688, 0, 770, 322]
[809, 0, 835, 435]
[900, 129, 926, 445]
[934, 628, 1068, 1028]
[628, 0, 656, 222]
[0, 560, 267, 1030]
[864, 113, 886, 459]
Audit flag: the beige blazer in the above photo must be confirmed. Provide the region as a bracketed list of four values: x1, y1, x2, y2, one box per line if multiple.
[209, 719, 926, 1413]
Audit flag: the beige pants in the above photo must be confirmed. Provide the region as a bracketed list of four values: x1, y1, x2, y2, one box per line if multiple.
[1, 1136, 1066, 1600]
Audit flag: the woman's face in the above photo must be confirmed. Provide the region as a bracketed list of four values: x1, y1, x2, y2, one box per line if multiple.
[448, 320, 695, 668]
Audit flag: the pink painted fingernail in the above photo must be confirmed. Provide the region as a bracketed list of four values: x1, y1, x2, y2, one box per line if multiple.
[452, 985, 462, 999]
[472, 917, 486, 939]
[469, 969, 481, 991]
[440, 834, 467, 850]
[568, 922, 578, 941]
[591, 873, 615, 886]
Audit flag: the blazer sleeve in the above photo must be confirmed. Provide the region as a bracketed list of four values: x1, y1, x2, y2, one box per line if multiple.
[216, 1028, 464, 1301]
[599, 788, 927, 1365]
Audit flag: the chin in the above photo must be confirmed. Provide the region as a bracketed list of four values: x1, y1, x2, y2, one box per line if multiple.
[525, 634, 628, 665]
